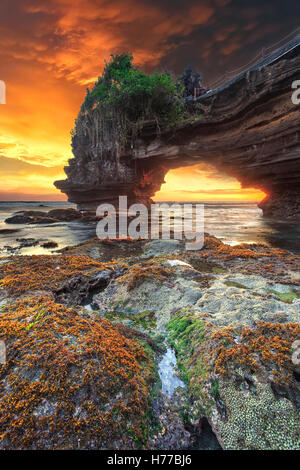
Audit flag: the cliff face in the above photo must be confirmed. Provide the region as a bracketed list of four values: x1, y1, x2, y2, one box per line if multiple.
[55, 42, 300, 219]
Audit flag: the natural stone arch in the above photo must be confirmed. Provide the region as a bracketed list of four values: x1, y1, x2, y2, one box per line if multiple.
[55, 42, 300, 220]
[153, 162, 266, 203]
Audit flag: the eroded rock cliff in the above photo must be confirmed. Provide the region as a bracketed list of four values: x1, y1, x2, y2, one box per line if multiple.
[55, 41, 300, 219]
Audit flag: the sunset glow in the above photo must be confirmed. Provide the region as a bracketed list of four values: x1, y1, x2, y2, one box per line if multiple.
[0, 0, 294, 201]
[154, 164, 266, 202]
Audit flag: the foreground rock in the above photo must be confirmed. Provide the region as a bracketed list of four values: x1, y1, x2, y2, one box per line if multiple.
[0, 295, 155, 449]
[41, 241, 58, 249]
[91, 237, 300, 449]
[0, 235, 299, 449]
[4, 208, 103, 227]
[47, 208, 82, 221]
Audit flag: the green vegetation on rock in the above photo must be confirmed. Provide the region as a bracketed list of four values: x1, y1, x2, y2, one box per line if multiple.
[72, 52, 184, 164]
[167, 314, 206, 387]
[104, 309, 157, 331]
[268, 288, 298, 304]
[82, 53, 183, 124]
[224, 280, 248, 289]
[72, 53, 204, 173]
[166, 311, 300, 450]
[187, 257, 228, 274]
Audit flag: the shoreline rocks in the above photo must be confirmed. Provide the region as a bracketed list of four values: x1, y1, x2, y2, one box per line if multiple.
[4, 208, 101, 226]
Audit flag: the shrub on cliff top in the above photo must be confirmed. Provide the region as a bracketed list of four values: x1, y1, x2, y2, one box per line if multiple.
[81, 53, 183, 127]
[72, 53, 185, 172]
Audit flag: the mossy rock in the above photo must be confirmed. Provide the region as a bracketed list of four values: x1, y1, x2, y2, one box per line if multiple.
[224, 280, 248, 289]
[166, 312, 300, 449]
[268, 289, 299, 304]
[104, 309, 157, 331]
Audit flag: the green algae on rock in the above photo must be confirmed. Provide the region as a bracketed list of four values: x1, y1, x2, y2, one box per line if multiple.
[166, 312, 300, 450]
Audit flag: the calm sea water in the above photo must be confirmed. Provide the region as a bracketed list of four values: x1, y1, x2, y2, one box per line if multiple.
[0, 201, 299, 256]
[0, 201, 95, 256]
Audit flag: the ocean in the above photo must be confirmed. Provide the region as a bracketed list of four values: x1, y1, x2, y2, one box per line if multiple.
[0, 200, 299, 256]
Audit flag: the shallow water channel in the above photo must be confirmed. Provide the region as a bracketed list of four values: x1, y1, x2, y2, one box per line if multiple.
[158, 347, 186, 397]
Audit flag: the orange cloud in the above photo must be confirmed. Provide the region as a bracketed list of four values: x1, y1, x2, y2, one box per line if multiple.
[20, 0, 217, 85]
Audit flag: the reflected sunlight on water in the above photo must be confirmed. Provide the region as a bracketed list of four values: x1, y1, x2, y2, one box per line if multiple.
[0, 201, 299, 255]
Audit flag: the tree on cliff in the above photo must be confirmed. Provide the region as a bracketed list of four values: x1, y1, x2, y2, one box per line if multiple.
[72, 53, 184, 175]
[81, 52, 182, 125]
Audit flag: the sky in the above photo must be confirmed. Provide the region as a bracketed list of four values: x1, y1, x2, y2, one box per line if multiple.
[0, 0, 299, 202]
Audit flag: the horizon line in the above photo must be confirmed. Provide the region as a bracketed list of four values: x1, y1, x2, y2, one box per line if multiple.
[0, 199, 261, 204]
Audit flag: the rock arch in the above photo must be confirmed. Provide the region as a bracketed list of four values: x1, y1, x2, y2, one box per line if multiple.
[55, 42, 300, 220]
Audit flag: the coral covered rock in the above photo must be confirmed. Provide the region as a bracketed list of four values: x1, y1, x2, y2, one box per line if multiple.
[167, 314, 300, 450]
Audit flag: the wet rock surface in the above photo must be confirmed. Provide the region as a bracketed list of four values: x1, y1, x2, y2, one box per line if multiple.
[0, 229, 21, 235]
[41, 241, 58, 249]
[0, 237, 62, 256]
[5, 214, 37, 224]
[46, 208, 82, 221]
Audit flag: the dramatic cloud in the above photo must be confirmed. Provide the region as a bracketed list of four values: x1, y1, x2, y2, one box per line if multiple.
[0, 0, 298, 200]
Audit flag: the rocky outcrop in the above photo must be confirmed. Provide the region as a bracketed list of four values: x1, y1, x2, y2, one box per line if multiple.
[55, 40, 300, 219]
[5, 208, 88, 225]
